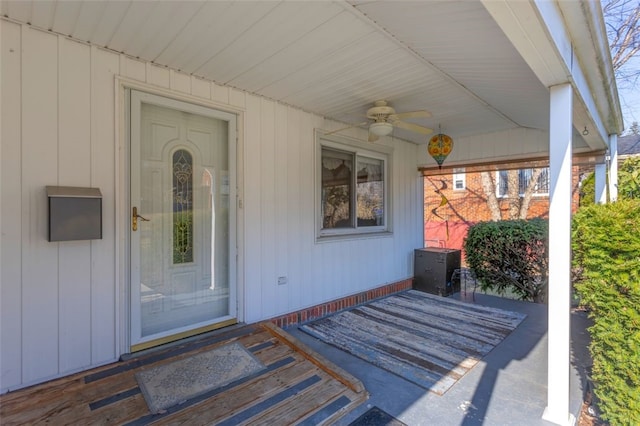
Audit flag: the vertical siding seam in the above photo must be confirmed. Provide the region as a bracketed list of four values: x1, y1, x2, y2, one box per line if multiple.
[273, 102, 279, 312]
[282, 105, 288, 313]
[18, 21, 25, 388]
[113, 52, 120, 362]
[56, 33, 61, 376]
[88, 44, 94, 364]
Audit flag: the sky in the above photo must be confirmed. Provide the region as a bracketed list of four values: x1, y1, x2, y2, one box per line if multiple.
[602, 1, 640, 134]
[616, 53, 640, 133]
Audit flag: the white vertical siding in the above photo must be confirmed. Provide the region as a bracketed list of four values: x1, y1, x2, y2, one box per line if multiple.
[0, 20, 423, 392]
[89, 46, 119, 366]
[1, 19, 23, 390]
[243, 94, 263, 322]
[260, 98, 277, 316]
[285, 106, 303, 311]
[274, 103, 289, 315]
[417, 127, 550, 167]
[58, 36, 92, 372]
[241, 114, 424, 323]
[120, 56, 146, 82]
[21, 24, 60, 384]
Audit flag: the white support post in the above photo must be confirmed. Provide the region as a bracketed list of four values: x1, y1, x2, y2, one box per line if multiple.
[543, 83, 574, 426]
[594, 163, 607, 204]
[609, 134, 618, 201]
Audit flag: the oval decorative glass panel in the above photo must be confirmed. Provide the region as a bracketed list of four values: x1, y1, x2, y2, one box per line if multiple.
[428, 133, 453, 169]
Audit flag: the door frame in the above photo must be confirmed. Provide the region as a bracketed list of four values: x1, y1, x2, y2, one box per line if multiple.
[116, 78, 245, 354]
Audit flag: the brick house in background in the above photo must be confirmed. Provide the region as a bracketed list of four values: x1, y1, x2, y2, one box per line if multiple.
[423, 166, 581, 260]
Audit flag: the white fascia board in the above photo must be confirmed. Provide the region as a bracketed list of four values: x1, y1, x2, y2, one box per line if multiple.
[557, 0, 624, 135]
[482, 0, 620, 150]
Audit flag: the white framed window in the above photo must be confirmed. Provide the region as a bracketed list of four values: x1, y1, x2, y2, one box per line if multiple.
[316, 133, 391, 239]
[496, 168, 550, 197]
[453, 168, 466, 190]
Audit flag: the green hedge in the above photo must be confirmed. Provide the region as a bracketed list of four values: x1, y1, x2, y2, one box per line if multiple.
[463, 219, 548, 303]
[572, 200, 640, 425]
[580, 157, 640, 205]
[618, 157, 640, 200]
[580, 171, 596, 207]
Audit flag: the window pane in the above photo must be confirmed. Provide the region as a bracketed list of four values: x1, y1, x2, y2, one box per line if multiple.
[453, 168, 465, 190]
[321, 148, 353, 229]
[519, 168, 549, 194]
[357, 156, 384, 227]
[536, 168, 549, 193]
[498, 171, 508, 196]
[518, 169, 532, 194]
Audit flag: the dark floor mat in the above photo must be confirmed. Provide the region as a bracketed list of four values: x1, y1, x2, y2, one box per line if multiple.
[348, 406, 407, 426]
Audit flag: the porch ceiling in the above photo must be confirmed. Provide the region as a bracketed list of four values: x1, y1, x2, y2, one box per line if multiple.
[1, 0, 615, 157]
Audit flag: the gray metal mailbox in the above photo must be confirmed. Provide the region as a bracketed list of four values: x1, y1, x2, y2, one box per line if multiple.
[47, 186, 102, 242]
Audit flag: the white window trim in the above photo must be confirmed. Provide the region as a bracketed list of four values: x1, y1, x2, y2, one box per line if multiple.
[453, 168, 466, 191]
[495, 169, 550, 198]
[315, 132, 392, 241]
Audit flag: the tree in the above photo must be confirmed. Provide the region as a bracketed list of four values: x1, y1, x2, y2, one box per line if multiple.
[480, 168, 545, 221]
[481, 172, 502, 221]
[603, 0, 640, 77]
[603, 0, 640, 133]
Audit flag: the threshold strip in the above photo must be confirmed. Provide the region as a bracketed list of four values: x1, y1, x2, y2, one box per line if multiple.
[84, 325, 258, 383]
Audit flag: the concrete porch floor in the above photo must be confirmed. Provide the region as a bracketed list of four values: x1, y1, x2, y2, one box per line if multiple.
[287, 291, 592, 426]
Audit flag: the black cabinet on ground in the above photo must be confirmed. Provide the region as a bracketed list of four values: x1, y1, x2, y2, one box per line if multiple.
[414, 248, 461, 296]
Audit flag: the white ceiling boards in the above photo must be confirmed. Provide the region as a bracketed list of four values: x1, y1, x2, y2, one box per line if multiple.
[1, 0, 620, 162]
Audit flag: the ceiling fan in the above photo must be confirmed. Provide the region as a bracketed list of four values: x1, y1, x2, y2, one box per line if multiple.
[326, 100, 433, 142]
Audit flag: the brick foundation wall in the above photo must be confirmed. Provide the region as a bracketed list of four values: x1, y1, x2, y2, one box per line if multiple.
[269, 278, 413, 328]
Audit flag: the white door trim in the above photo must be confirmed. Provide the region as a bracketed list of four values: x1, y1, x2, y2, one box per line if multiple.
[117, 80, 243, 354]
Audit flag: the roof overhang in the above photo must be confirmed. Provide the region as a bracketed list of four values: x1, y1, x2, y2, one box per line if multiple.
[0, 0, 622, 166]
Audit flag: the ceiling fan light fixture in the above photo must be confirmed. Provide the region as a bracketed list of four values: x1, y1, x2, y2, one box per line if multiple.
[369, 121, 394, 137]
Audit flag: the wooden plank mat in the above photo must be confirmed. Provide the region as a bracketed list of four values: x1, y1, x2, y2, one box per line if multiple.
[0, 323, 367, 425]
[300, 290, 527, 395]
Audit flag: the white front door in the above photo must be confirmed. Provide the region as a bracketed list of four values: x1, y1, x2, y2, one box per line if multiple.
[130, 91, 237, 350]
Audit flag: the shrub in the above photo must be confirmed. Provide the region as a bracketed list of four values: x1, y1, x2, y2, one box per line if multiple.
[572, 200, 640, 425]
[580, 157, 640, 206]
[580, 171, 596, 207]
[463, 219, 548, 303]
[618, 156, 640, 200]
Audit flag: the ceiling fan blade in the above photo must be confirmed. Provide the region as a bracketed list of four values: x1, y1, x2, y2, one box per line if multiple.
[368, 132, 379, 142]
[393, 120, 433, 135]
[324, 121, 369, 135]
[389, 110, 431, 120]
